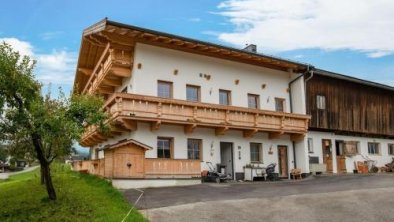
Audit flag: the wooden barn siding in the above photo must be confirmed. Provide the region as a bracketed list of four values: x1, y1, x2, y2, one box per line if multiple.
[306, 74, 394, 137]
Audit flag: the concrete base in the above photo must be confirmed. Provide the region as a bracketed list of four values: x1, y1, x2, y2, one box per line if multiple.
[112, 178, 202, 189]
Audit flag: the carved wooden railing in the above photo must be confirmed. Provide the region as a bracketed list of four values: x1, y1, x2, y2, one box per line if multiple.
[144, 159, 201, 177]
[80, 93, 310, 146]
[82, 43, 132, 95]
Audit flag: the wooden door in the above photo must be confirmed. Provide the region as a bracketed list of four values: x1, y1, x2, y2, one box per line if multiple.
[113, 145, 145, 178]
[322, 139, 333, 173]
[278, 146, 288, 178]
[114, 153, 144, 178]
[335, 140, 347, 173]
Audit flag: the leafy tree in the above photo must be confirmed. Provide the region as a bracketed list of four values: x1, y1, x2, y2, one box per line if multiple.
[0, 42, 107, 200]
[0, 144, 7, 162]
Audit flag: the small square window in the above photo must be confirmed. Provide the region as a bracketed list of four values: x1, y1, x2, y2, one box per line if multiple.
[368, 142, 380, 155]
[275, 98, 285, 112]
[317, 95, 326, 110]
[250, 143, 262, 162]
[307, 138, 314, 153]
[157, 137, 173, 158]
[219, 89, 231, 105]
[187, 139, 202, 160]
[388, 144, 394, 155]
[158, 81, 173, 98]
[248, 94, 260, 109]
[186, 85, 200, 102]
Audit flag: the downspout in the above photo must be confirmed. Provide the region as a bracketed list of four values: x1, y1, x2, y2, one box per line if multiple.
[288, 65, 314, 169]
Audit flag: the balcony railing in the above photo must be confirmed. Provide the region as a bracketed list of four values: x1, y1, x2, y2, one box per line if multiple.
[80, 93, 310, 147]
[82, 43, 132, 95]
[73, 158, 201, 179]
[144, 159, 201, 178]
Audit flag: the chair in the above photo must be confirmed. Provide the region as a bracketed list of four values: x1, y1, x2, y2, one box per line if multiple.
[291, 168, 302, 180]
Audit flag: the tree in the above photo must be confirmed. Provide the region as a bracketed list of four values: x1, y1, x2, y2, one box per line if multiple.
[0, 42, 107, 200]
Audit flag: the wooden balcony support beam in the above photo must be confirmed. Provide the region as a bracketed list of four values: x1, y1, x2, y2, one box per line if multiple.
[243, 129, 258, 138]
[290, 133, 305, 142]
[108, 67, 131, 78]
[150, 120, 161, 131]
[102, 78, 122, 87]
[119, 118, 138, 131]
[184, 123, 197, 134]
[215, 126, 229, 136]
[269, 131, 284, 140]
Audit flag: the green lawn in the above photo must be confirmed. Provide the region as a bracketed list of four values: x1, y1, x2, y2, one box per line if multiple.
[0, 164, 147, 222]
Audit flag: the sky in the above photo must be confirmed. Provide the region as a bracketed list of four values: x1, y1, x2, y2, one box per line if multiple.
[1, 0, 394, 95]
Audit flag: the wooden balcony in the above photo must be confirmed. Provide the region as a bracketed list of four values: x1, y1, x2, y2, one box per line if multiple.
[80, 93, 310, 147]
[80, 43, 132, 95]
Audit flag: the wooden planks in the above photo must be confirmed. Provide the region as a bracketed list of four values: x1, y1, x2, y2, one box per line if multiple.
[306, 74, 394, 137]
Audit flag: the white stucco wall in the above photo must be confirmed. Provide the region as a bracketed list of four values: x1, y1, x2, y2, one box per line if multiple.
[94, 122, 300, 177]
[125, 43, 302, 112]
[307, 131, 394, 173]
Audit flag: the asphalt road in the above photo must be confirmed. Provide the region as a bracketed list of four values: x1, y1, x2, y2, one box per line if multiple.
[123, 174, 394, 222]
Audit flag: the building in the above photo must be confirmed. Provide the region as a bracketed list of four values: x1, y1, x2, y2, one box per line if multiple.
[306, 69, 394, 174]
[72, 19, 394, 188]
[72, 19, 312, 188]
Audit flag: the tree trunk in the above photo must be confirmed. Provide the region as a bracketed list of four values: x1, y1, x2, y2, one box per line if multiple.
[32, 133, 56, 200]
[40, 165, 45, 185]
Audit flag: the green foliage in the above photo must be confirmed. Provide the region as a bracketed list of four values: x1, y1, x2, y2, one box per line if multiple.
[0, 164, 147, 222]
[0, 42, 107, 163]
[0, 144, 7, 162]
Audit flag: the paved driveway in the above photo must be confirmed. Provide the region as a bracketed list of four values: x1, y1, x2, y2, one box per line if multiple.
[123, 174, 394, 222]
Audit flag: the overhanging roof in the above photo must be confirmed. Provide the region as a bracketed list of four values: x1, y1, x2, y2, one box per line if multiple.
[315, 69, 394, 92]
[73, 18, 311, 94]
[101, 139, 153, 150]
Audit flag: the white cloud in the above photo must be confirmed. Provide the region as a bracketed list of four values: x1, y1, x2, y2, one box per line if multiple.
[216, 0, 394, 58]
[39, 31, 64, 40]
[0, 38, 34, 56]
[1, 37, 76, 85]
[189, 18, 201, 22]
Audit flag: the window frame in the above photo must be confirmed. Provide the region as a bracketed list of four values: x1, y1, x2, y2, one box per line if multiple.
[157, 80, 173, 98]
[219, 89, 231, 105]
[157, 137, 174, 159]
[368, 142, 380, 155]
[388, 144, 394, 156]
[187, 138, 202, 160]
[250, 142, 263, 163]
[275, 97, 285, 112]
[186, 84, 201, 102]
[317, 95, 326, 110]
[307, 138, 314, 153]
[247, 93, 260, 109]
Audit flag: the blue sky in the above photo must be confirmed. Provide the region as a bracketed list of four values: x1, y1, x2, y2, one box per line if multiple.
[1, 0, 393, 95]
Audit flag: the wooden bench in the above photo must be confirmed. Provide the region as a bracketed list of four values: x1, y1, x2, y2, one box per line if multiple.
[290, 168, 302, 180]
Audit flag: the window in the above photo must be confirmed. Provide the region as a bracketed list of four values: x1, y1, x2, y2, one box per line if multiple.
[250, 143, 262, 162]
[389, 144, 394, 155]
[157, 137, 173, 158]
[187, 139, 202, 160]
[275, 98, 285, 112]
[157, 81, 173, 98]
[317, 95, 326, 110]
[247, 94, 260, 109]
[307, 138, 314, 153]
[368, 142, 380, 155]
[219, 89, 231, 105]
[186, 85, 200, 102]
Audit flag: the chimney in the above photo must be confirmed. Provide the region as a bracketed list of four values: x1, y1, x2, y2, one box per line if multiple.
[243, 44, 257, 53]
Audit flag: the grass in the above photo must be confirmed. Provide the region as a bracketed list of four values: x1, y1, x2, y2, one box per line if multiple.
[0, 164, 147, 222]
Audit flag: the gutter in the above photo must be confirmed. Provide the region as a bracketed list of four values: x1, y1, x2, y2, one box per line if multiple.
[288, 65, 314, 169]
